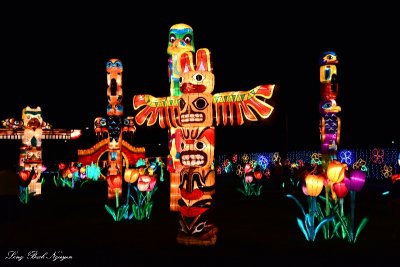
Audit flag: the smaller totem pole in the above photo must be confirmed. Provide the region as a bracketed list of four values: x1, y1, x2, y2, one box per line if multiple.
[319, 51, 341, 160]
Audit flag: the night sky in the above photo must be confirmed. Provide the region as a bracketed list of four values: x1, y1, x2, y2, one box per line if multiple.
[0, 4, 398, 166]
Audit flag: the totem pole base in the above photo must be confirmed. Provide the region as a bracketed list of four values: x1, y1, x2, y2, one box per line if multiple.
[176, 225, 218, 246]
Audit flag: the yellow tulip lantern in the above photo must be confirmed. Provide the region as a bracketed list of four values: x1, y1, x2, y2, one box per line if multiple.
[124, 168, 140, 207]
[326, 160, 347, 184]
[326, 160, 347, 200]
[305, 174, 324, 197]
[304, 173, 325, 240]
[324, 160, 348, 236]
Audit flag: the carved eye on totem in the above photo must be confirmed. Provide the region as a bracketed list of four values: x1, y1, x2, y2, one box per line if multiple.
[100, 118, 107, 126]
[194, 140, 207, 151]
[192, 97, 208, 110]
[116, 104, 123, 112]
[169, 34, 176, 43]
[180, 140, 207, 151]
[322, 102, 332, 109]
[183, 34, 192, 44]
[114, 61, 122, 68]
[179, 98, 186, 111]
[193, 73, 204, 82]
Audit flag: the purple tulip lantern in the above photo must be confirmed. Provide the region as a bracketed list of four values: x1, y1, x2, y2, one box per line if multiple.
[345, 169, 366, 192]
[345, 169, 367, 241]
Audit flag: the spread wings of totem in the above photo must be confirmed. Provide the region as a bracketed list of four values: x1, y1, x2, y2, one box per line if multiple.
[133, 85, 275, 128]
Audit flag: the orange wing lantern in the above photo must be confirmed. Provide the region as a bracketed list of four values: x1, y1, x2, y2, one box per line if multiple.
[0, 106, 82, 201]
[77, 59, 145, 200]
[133, 45, 275, 246]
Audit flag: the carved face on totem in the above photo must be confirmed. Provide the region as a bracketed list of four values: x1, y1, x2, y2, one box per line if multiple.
[22, 106, 43, 131]
[106, 59, 123, 116]
[176, 127, 215, 169]
[178, 48, 214, 127]
[167, 23, 195, 56]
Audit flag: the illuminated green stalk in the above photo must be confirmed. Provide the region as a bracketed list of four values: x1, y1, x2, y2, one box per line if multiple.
[349, 190, 356, 241]
[339, 198, 344, 217]
[25, 187, 28, 204]
[310, 196, 316, 240]
[115, 190, 119, 208]
[325, 184, 331, 238]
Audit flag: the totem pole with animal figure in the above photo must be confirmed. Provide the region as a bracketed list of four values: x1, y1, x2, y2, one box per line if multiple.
[77, 58, 145, 202]
[319, 51, 341, 161]
[166, 23, 196, 211]
[99, 59, 137, 199]
[133, 47, 275, 245]
[0, 106, 81, 203]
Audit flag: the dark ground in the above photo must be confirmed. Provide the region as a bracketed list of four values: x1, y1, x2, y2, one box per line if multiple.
[1, 170, 400, 267]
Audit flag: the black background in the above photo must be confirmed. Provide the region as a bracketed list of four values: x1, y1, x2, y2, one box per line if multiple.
[0, 4, 398, 165]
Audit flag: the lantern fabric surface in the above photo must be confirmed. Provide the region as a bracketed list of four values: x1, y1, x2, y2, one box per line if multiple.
[326, 160, 347, 184]
[305, 174, 324, 197]
[333, 181, 349, 198]
[345, 170, 366, 192]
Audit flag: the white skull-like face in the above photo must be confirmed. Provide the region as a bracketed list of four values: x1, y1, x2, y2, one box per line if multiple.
[178, 127, 215, 169]
[179, 93, 213, 127]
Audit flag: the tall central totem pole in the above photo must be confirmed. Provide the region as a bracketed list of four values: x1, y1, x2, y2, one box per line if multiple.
[133, 23, 275, 246]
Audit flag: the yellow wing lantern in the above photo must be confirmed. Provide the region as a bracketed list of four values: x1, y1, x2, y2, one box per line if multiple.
[133, 42, 275, 246]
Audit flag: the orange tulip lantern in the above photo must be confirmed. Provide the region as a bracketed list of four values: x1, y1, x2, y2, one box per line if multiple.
[124, 168, 139, 184]
[326, 160, 347, 184]
[107, 174, 123, 207]
[124, 168, 140, 207]
[305, 174, 324, 197]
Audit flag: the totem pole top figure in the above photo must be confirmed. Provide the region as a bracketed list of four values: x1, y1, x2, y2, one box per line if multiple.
[106, 58, 124, 117]
[319, 51, 339, 100]
[167, 23, 195, 97]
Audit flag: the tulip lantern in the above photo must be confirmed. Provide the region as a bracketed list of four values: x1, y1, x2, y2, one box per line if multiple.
[345, 169, 366, 192]
[333, 181, 349, 216]
[326, 160, 347, 184]
[305, 174, 324, 197]
[345, 169, 368, 242]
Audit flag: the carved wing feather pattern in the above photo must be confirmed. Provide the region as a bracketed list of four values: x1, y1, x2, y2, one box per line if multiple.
[213, 84, 275, 126]
[133, 94, 181, 128]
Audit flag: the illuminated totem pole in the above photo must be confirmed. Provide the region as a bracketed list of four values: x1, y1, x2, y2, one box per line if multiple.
[133, 47, 275, 245]
[0, 106, 81, 197]
[99, 59, 137, 199]
[319, 51, 341, 160]
[167, 23, 196, 211]
[77, 58, 145, 200]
